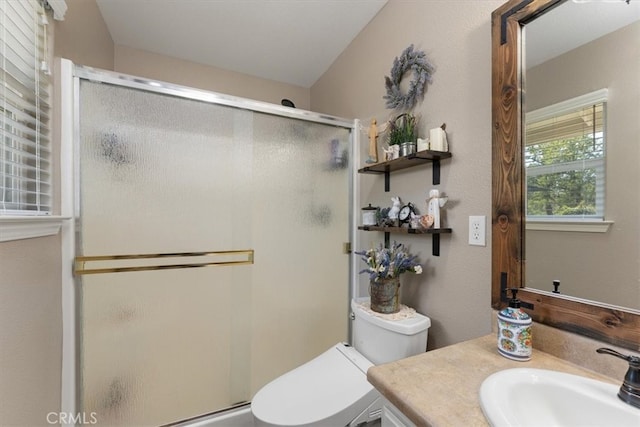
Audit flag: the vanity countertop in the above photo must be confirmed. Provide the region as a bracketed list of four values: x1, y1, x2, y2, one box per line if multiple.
[367, 334, 619, 427]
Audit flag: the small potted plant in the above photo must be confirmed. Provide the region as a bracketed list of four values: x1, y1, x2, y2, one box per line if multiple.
[355, 241, 422, 314]
[388, 113, 418, 158]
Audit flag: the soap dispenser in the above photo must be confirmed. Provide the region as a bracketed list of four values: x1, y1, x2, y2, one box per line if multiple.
[497, 288, 532, 361]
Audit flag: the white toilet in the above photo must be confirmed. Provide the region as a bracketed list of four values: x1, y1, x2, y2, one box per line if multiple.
[251, 298, 431, 426]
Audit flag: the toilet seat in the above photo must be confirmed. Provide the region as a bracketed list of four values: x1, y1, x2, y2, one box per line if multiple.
[251, 343, 381, 427]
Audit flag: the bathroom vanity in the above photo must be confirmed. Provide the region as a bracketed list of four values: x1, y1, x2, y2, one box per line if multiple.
[367, 334, 622, 426]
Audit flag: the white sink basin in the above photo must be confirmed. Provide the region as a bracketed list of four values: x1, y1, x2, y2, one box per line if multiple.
[479, 368, 640, 427]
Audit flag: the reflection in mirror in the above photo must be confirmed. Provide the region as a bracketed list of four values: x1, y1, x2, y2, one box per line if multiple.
[523, 1, 640, 309]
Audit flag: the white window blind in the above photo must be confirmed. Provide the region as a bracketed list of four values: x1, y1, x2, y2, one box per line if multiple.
[525, 90, 607, 220]
[0, 0, 51, 215]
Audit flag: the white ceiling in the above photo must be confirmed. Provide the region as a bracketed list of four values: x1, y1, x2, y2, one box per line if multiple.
[526, 0, 640, 68]
[93, 0, 639, 86]
[95, 0, 388, 88]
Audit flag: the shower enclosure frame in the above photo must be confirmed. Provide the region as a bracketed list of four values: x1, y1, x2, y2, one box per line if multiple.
[58, 58, 361, 425]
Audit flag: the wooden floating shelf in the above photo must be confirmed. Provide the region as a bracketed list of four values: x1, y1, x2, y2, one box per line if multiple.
[358, 150, 452, 188]
[358, 226, 452, 234]
[358, 150, 452, 174]
[358, 226, 452, 256]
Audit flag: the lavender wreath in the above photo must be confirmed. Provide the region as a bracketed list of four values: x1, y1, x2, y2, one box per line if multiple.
[383, 44, 435, 110]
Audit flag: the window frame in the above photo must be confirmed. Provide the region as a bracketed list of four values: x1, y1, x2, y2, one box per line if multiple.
[524, 89, 611, 232]
[0, 0, 69, 241]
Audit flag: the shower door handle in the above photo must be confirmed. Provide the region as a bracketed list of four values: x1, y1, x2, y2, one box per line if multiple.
[74, 249, 254, 275]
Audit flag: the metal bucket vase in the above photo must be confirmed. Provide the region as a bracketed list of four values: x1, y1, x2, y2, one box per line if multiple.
[369, 277, 400, 314]
[400, 141, 417, 157]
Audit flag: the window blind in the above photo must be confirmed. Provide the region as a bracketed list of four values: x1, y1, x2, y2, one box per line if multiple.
[525, 103, 604, 149]
[0, 0, 51, 215]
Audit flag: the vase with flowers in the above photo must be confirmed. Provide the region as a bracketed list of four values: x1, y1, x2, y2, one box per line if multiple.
[355, 241, 422, 314]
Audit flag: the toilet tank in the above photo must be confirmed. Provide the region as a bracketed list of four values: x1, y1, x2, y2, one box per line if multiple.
[351, 298, 431, 365]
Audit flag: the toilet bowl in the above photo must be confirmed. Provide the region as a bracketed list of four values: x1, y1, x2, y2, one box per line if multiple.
[251, 343, 381, 427]
[251, 298, 431, 427]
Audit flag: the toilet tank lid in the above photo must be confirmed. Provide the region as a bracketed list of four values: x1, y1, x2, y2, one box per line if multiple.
[352, 298, 431, 335]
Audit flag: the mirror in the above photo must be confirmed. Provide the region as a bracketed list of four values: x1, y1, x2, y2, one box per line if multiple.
[491, 0, 639, 351]
[524, 0, 640, 309]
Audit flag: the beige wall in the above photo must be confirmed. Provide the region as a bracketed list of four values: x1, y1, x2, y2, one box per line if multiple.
[525, 22, 640, 307]
[312, 0, 504, 349]
[54, 0, 310, 108]
[0, 235, 63, 426]
[54, 0, 114, 70]
[114, 46, 311, 109]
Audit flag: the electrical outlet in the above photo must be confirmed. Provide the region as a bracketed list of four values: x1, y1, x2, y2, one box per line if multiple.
[469, 215, 486, 246]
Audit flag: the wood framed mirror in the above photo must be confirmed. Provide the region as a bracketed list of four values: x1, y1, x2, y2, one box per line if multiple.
[491, 0, 639, 351]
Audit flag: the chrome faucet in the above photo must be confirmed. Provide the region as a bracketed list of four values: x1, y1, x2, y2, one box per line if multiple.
[597, 348, 640, 409]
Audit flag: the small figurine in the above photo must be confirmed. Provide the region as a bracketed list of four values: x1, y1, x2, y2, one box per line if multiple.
[427, 189, 448, 228]
[382, 146, 394, 161]
[419, 214, 435, 229]
[377, 207, 391, 226]
[410, 212, 421, 229]
[388, 197, 402, 221]
[366, 118, 378, 164]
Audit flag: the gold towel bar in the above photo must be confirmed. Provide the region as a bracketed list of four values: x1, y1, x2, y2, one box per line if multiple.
[74, 249, 254, 275]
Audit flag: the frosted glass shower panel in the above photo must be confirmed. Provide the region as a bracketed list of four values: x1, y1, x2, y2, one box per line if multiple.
[76, 78, 352, 425]
[77, 82, 244, 255]
[77, 81, 252, 425]
[78, 268, 248, 426]
[248, 114, 351, 393]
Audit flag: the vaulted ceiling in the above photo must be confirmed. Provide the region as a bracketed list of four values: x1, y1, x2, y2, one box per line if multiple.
[95, 0, 388, 88]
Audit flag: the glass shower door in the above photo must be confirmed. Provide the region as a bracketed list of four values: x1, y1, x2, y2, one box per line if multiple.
[75, 77, 351, 425]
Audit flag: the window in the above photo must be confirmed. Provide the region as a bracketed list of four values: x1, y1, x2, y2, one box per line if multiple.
[0, 0, 51, 215]
[525, 90, 607, 221]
